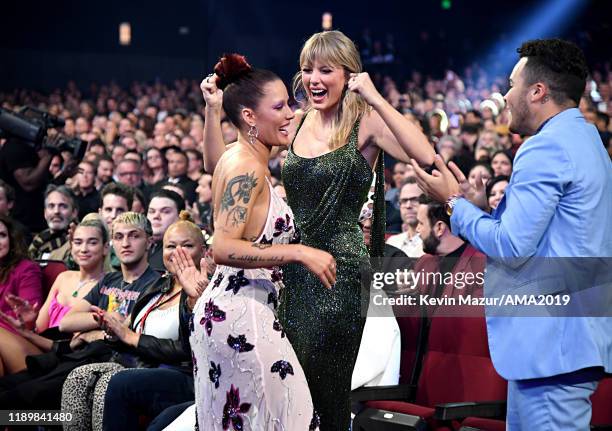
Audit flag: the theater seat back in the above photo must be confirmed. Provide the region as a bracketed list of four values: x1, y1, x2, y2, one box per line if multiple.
[415, 307, 507, 407]
[37, 260, 68, 297]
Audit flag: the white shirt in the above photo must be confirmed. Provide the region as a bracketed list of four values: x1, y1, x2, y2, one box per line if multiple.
[386, 231, 424, 258]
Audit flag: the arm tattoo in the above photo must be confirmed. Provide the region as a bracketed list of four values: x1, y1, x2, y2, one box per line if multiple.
[252, 243, 273, 249]
[228, 253, 284, 263]
[220, 172, 258, 213]
[226, 206, 248, 227]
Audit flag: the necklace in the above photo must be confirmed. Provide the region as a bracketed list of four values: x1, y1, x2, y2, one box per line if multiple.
[72, 274, 104, 298]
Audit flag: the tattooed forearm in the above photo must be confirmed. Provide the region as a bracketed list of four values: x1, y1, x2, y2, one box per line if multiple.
[226, 206, 248, 227]
[251, 243, 272, 249]
[228, 253, 284, 263]
[220, 172, 258, 213]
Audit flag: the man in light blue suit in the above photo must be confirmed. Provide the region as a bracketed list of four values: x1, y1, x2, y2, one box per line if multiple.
[413, 39, 611, 430]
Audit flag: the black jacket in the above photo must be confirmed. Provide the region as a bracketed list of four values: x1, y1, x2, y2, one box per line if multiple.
[108, 274, 193, 372]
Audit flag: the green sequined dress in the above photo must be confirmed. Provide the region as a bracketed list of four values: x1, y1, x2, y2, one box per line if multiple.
[280, 117, 384, 430]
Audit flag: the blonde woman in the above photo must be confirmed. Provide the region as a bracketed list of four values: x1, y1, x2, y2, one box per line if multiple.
[201, 31, 435, 429]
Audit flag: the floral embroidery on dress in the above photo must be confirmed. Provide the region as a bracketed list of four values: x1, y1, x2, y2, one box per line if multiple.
[226, 270, 250, 295]
[270, 267, 283, 283]
[267, 291, 278, 309]
[200, 299, 226, 336]
[212, 273, 224, 289]
[222, 385, 251, 431]
[289, 225, 301, 244]
[273, 214, 292, 237]
[272, 319, 285, 338]
[209, 361, 222, 389]
[271, 360, 294, 380]
[227, 334, 254, 353]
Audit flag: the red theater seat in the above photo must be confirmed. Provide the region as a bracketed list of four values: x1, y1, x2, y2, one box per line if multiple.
[37, 260, 68, 297]
[353, 304, 507, 430]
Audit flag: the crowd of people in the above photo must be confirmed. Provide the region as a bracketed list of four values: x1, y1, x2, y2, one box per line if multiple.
[0, 29, 610, 431]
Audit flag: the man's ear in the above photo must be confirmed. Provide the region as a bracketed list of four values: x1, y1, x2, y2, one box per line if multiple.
[434, 220, 447, 239]
[531, 82, 549, 104]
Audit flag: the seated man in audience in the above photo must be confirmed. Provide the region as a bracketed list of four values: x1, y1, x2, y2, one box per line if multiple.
[0, 212, 159, 409]
[95, 155, 114, 191]
[99, 182, 134, 271]
[29, 185, 78, 260]
[156, 149, 198, 205]
[414, 194, 484, 299]
[73, 160, 100, 220]
[386, 177, 424, 258]
[115, 158, 150, 200]
[146, 189, 183, 272]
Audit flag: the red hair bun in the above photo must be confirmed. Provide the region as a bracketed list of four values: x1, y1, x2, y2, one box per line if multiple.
[214, 53, 253, 90]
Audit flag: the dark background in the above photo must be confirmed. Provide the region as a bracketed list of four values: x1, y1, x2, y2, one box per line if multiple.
[1, 0, 609, 90]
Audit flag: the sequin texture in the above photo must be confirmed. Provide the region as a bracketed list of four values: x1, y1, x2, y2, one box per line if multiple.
[280, 117, 384, 430]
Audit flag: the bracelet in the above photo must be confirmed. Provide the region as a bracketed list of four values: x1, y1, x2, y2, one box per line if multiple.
[445, 193, 463, 216]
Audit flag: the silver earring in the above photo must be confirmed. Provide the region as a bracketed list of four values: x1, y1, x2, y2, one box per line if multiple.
[247, 125, 259, 145]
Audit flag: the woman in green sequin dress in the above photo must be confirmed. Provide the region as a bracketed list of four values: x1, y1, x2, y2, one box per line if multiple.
[202, 31, 435, 430]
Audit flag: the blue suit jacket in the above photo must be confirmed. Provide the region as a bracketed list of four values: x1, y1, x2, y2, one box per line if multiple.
[451, 108, 612, 380]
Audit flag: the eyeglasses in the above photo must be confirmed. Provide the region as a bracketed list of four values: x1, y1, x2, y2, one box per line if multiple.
[118, 171, 140, 177]
[399, 197, 420, 206]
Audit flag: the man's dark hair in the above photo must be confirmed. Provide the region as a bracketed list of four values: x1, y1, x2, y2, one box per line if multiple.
[149, 189, 185, 212]
[461, 124, 480, 135]
[517, 39, 588, 106]
[124, 150, 142, 162]
[400, 176, 418, 190]
[466, 109, 482, 120]
[418, 194, 450, 229]
[44, 184, 77, 211]
[88, 138, 107, 152]
[100, 182, 134, 209]
[98, 154, 113, 165]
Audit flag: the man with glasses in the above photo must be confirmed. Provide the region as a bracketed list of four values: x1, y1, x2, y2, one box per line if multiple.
[115, 158, 150, 202]
[386, 177, 424, 258]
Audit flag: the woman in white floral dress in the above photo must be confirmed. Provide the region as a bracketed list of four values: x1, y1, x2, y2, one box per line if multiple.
[185, 54, 337, 430]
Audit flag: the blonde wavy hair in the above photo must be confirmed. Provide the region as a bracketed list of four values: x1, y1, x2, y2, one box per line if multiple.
[112, 211, 152, 237]
[292, 30, 369, 149]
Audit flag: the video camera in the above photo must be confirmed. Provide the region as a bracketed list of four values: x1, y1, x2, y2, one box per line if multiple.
[0, 106, 87, 161]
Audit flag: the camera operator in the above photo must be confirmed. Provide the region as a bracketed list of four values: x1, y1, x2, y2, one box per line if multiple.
[0, 136, 53, 233]
[0, 108, 84, 234]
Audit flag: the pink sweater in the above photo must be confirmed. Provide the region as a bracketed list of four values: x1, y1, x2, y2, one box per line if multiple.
[0, 259, 43, 335]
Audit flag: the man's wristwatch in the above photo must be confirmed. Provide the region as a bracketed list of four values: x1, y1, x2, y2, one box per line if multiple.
[445, 194, 463, 216]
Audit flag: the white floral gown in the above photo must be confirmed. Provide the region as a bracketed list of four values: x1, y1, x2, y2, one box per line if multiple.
[190, 177, 320, 431]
